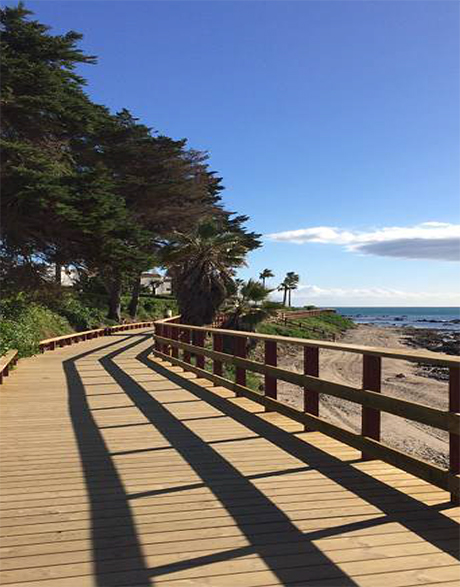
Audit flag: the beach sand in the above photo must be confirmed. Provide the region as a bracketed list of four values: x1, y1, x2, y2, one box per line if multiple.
[275, 324, 450, 467]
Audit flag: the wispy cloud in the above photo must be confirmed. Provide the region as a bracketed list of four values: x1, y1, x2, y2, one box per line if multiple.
[266, 222, 460, 262]
[271, 284, 460, 306]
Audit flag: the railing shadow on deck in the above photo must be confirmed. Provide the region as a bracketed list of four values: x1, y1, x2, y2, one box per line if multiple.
[62, 332, 459, 586]
[136, 349, 460, 564]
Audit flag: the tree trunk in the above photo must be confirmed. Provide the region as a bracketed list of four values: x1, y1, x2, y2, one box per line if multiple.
[55, 263, 62, 285]
[262, 278, 266, 288]
[282, 287, 287, 306]
[128, 276, 141, 319]
[107, 278, 122, 322]
[288, 288, 291, 307]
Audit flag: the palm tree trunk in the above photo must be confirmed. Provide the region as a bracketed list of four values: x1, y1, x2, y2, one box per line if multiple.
[282, 287, 287, 306]
[288, 288, 292, 307]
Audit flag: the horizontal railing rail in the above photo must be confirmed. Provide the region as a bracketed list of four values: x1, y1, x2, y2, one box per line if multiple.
[152, 317, 460, 502]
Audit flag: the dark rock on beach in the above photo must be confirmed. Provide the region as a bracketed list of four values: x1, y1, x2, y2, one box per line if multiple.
[401, 328, 460, 381]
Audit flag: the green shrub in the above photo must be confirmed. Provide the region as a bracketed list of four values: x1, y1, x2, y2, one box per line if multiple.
[52, 295, 106, 330]
[0, 295, 72, 357]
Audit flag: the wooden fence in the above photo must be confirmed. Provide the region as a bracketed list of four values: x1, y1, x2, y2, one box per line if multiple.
[152, 317, 460, 503]
[280, 308, 337, 319]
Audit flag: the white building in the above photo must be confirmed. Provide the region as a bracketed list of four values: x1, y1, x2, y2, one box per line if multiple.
[140, 270, 172, 295]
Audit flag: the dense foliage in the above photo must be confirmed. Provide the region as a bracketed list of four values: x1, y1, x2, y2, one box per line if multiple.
[1, 4, 260, 326]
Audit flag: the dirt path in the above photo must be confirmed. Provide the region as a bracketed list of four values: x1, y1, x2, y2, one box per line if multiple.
[276, 325, 449, 467]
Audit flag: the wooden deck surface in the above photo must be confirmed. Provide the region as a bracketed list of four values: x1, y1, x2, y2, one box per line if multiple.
[0, 328, 459, 587]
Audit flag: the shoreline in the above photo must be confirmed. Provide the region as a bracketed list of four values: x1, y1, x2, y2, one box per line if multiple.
[276, 323, 456, 468]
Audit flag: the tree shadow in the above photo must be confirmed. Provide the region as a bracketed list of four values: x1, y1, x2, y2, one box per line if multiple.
[99, 338, 362, 586]
[63, 334, 153, 587]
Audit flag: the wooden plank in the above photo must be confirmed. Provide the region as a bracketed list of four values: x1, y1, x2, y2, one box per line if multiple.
[1, 329, 459, 587]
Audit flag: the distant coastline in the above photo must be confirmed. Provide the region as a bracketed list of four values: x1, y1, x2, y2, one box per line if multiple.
[334, 306, 460, 331]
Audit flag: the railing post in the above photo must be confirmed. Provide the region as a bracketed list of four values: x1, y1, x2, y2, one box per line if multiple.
[195, 331, 205, 369]
[213, 333, 223, 376]
[183, 328, 191, 364]
[304, 346, 319, 430]
[361, 354, 382, 460]
[157, 324, 163, 352]
[235, 336, 247, 390]
[171, 326, 179, 358]
[449, 366, 460, 504]
[265, 340, 277, 401]
[154, 324, 161, 351]
[163, 324, 171, 356]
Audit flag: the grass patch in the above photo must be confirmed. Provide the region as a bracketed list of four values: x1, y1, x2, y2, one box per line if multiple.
[257, 312, 355, 341]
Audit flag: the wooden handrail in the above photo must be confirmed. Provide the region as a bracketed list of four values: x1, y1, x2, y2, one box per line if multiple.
[39, 321, 156, 351]
[0, 350, 18, 384]
[152, 318, 460, 502]
[154, 321, 460, 366]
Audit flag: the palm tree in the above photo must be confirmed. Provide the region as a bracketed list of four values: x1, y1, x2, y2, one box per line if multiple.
[259, 268, 274, 288]
[279, 272, 300, 307]
[159, 221, 248, 325]
[222, 279, 279, 331]
[278, 278, 290, 307]
[285, 271, 300, 307]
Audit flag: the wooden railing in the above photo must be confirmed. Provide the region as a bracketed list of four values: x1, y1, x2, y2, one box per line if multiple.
[280, 308, 337, 319]
[0, 321, 157, 384]
[39, 321, 156, 351]
[0, 350, 18, 384]
[152, 318, 460, 503]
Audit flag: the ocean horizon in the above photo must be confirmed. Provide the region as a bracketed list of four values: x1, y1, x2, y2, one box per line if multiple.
[334, 307, 460, 331]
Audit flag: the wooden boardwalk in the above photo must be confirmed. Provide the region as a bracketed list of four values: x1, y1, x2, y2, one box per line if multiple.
[0, 328, 459, 587]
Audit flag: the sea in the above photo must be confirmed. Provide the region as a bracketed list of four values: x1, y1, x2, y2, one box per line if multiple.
[334, 307, 460, 331]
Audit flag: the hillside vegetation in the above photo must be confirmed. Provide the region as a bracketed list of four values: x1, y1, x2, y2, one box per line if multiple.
[258, 312, 356, 340]
[0, 293, 177, 358]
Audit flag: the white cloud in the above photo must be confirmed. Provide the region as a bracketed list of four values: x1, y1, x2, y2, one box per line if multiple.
[271, 284, 460, 306]
[266, 222, 460, 261]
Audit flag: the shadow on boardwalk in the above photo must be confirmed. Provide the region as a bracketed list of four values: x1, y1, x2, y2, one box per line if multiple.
[64, 333, 459, 586]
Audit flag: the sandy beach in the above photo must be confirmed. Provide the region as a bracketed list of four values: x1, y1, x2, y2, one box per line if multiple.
[275, 324, 452, 468]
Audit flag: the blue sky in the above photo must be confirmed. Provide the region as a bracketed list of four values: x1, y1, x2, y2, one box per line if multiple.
[15, 0, 460, 306]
